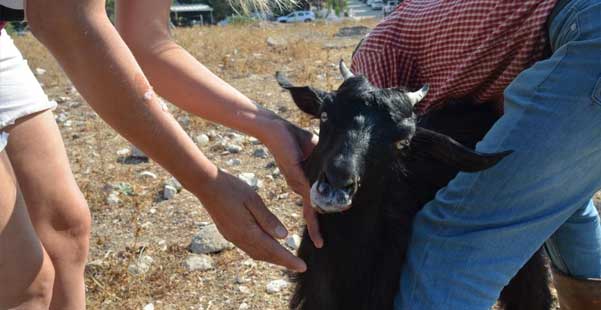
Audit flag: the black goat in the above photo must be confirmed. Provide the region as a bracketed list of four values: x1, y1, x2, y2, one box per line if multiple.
[277, 61, 551, 310]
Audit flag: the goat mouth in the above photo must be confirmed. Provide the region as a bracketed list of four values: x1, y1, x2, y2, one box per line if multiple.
[309, 179, 354, 213]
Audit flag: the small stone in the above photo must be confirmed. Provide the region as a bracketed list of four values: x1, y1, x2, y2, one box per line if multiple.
[265, 161, 277, 169]
[117, 148, 130, 156]
[56, 112, 69, 123]
[158, 240, 168, 251]
[128, 255, 153, 275]
[239, 302, 250, 310]
[178, 115, 190, 127]
[106, 192, 120, 206]
[139, 171, 157, 179]
[195, 134, 210, 146]
[143, 303, 154, 310]
[241, 259, 257, 268]
[183, 254, 214, 271]
[163, 185, 178, 200]
[238, 285, 250, 294]
[226, 158, 241, 166]
[227, 144, 243, 154]
[235, 275, 250, 284]
[266, 279, 289, 293]
[266, 36, 286, 47]
[272, 168, 281, 177]
[238, 173, 262, 190]
[165, 177, 183, 192]
[227, 132, 246, 143]
[285, 234, 301, 250]
[131, 146, 148, 159]
[253, 147, 269, 158]
[35, 67, 46, 75]
[248, 137, 261, 145]
[63, 120, 72, 127]
[149, 208, 157, 214]
[189, 224, 234, 254]
[277, 193, 289, 200]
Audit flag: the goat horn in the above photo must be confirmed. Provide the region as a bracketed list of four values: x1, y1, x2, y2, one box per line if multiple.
[339, 59, 355, 80]
[406, 84, 430, 106]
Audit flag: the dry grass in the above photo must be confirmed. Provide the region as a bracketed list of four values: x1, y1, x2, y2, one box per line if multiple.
[12, 19, 595, 310]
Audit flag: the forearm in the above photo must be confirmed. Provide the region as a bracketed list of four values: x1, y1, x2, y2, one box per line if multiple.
[133, 41, 280, 142]
[26, 1, 218, 190]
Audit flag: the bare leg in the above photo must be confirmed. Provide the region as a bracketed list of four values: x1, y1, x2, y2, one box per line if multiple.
[0, 152, 55, 309]
[6, 111, 90, 310]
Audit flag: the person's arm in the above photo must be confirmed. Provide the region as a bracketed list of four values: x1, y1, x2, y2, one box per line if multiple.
[25, 0, 307, 271]
[115, 0, 323, 247]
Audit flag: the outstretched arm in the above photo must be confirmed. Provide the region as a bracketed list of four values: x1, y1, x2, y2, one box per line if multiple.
[26, 0, 309, 270]
[116, 0, 323, 248]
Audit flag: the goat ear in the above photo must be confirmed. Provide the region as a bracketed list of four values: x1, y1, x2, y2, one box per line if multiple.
[410, 127, 512, 172]
[276, 71, 329, 118]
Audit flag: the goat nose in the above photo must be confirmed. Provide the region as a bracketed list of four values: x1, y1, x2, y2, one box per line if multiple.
[325, 162, 356, 190]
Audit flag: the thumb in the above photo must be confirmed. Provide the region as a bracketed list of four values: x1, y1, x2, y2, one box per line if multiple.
[246, 193, 288, 240]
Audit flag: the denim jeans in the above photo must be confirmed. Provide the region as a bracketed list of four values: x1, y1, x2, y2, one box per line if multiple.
[395, 0, 601, 309]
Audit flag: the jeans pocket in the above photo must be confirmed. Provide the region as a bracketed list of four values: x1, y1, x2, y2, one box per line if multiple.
[592, 77, 601, 106]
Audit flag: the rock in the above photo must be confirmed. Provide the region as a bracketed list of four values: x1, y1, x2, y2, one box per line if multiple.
[163, 185, 178, 200]
[241, 259, 257, 268]
[189, 224, 234, 254]
[272, 168, 281, 177]
[177, 115, 190, 127]
[183, 254, 214, 271]
[238, 285, 250, 294]
[106, 192, 120, 206]
[56, 112, 69, 123]
[235, 275, 250, 284]
[248, 137, 261, 145]
[117, 148, 130, 156]
[239, 302, 250, 310]
[226, 144, 243, 154]
[128, 255, 153, 275]
[266, 36, 286, 47]
[277, 193, 289, 200]
[138, 171, 157, 179]
[253, 147, 269, 158]
[226, 158, 241, 166]
[195, 134, 210, 146]
[165, 177, 183, 192]
[131, 146, 148, 159]
[285, 234, 301, 250]
[35, 67, 46, 75]
[238, 173, 262, 190]
[266, 279, 289, 293]
[335, 26, 370, 37]
[143, 303, 154, 310]
[227, 132, 245, 143]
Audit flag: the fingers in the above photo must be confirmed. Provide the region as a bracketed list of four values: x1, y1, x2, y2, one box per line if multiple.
[303, 196, 323, 248]
[243, 226, 307, 272]
[245, 194, 288, 239]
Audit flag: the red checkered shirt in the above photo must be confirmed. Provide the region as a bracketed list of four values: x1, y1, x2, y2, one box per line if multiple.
[351, 0, 558, 114]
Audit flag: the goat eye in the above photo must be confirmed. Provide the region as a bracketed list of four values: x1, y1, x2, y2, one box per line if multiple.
[320, 112, 328, 123]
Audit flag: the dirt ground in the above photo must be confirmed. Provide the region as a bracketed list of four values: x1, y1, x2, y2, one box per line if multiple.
[12, 20, 601, 310]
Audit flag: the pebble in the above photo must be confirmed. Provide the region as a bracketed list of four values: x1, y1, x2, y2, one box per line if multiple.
[238, 285, 250, 294]
[35, 67, 46, 75]
[189, 224, 234, 254]
[163, 185, 178, 200]
[253, 147, 269, 158]
[239, 302, 250, 310]
[266, 279, 289, 293]
[106, 192, 120, 206]
[178, 115, 190, 127]
[227, 132, 246, 143]
[183, 254, 214, 271]
[128, 255, 153, 275]
[226, 158, 241, 166]
[227, 144, 243, 154]
[195, 134, 210, 146]
[138, 171, 157, 179]
[248, 137, 261, 145]
[238, 173, 262, 190]
[165, 177, 183, 192]
[285, 234, 302, 250]
[117, 148, 130, 156]
[235, 275, 250, 284]
[56, 112, 69, 123]
[143, 303, 154, 310]
[131, 146, 148, 159]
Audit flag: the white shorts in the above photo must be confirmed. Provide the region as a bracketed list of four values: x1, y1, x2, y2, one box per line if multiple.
[0, 28, 55, 152]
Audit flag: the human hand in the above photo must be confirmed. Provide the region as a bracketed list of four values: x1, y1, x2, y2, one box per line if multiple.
[195, 169, 307, 272]
[262, 118, 323, 248]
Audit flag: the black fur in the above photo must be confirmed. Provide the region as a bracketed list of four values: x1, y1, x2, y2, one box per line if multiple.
[280, 75, 552, 310]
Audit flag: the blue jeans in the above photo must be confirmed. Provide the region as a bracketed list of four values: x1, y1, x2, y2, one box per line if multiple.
[395, 0, 601, 309]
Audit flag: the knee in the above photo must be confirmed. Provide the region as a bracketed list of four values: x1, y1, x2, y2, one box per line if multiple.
[42, 192, 92, 263]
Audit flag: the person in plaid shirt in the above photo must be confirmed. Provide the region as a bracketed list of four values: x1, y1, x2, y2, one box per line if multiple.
[351, 0, 601, 309]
